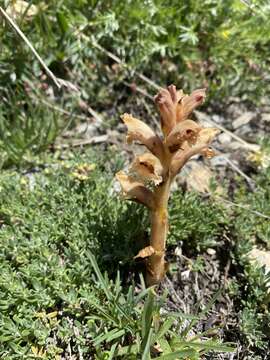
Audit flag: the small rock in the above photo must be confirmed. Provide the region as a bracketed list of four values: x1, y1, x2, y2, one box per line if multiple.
[194, 110, 211, 127]
[248, 246, 270, 288]
[218, 133, 232, 144]
[180, 161, 223, 195]
[248, 248, 270, 279]
[261, 113, 270, 123]
[212, 114, 224, 124]
[174, 246, 182, 257]
[185, 162, 213, 194]
[227, 103, 246, 118]
[229, 141, 243, 150]
[206, 248, 216, 256]
[227, 96, 242, 103]
[232, 112, 255, 129]
[210, 154, 230, 167]
[261, 105, 270, 113]
[260, 96, 269, 106]
[181, 269, 191, 281]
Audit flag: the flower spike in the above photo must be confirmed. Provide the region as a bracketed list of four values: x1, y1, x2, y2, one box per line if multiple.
[116, 84, 219, 286]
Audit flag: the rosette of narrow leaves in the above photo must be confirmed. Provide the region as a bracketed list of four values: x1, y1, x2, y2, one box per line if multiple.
[116, 84, 219, 286]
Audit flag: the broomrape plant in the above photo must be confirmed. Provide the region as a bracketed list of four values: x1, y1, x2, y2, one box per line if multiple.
[116, 85, 219, 286]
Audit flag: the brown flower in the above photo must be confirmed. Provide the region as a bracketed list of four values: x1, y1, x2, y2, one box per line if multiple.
[121, 113, 164, 160]
[130, 153, 163, 185]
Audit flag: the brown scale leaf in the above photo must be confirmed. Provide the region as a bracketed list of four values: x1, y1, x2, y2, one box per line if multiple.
[134, 246, 155, 259]
[116, 171, 155, 209]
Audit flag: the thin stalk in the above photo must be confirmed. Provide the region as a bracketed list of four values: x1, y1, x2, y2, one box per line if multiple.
[146, 155, 172, 286]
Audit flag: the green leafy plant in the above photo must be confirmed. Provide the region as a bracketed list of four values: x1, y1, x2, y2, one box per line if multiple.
[86, 252, 235, 359]
[0, 87, 61, 167]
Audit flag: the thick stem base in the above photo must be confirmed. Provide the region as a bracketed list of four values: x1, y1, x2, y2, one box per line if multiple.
[146, 179, 170, 286]
[146, 251, 166, 286]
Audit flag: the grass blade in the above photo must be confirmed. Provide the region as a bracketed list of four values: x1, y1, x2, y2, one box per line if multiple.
[86, 251, 112, 300]
[141, 289, 155, 349]
[158, 349, 198, 359]
[141, 327, 153, 360]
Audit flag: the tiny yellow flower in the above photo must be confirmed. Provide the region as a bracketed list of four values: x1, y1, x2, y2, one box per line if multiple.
[221, 29, 230, 39]
[71, 163, 96, 181]
[248, 150, 270, 169]
[20, 177, 28, 186]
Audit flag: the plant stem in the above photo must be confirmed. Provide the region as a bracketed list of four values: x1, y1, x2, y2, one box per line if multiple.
[146, 178, 171, 286]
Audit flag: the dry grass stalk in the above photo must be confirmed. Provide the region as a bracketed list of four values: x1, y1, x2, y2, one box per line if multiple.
[116, 85, 219, 286]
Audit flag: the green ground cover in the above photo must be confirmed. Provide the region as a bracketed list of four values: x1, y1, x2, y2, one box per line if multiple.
[0, 149, 269, 358]
[1, 0, 270, 358]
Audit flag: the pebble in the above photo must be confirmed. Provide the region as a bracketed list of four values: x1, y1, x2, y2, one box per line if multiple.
[206, 248, 216, 256]
[174, 246, 182, 257]
[210, 154, 230, 167]
[232, 112, 255, 129]
[181, 270, 191, 281]
[261, 113, 270, 122]
[218, 133, 232, 144]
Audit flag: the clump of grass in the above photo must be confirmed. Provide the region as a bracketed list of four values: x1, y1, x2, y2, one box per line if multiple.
[0, 86, 62, 168]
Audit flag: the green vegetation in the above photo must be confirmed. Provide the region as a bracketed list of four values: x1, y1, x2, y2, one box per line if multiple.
[0, 149, 269, 357]
[0, 151, 235, 358]
[2, 0, 270, 103]
[1, 0, 270, 358]
[1, 1, 270, 164]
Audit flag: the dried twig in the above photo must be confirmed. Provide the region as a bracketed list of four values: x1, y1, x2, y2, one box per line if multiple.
[92, 41, 161, 91]
[195, 111, 260, 152]
[215, 195, 270, 220]
[35, 98, 91, 122]
[55, 134, 112, 149]
[69, 135, 110, 147]
[223, 157, 255, 186]
[86, 106, 103, 125]
[0, 6, 61, 88]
